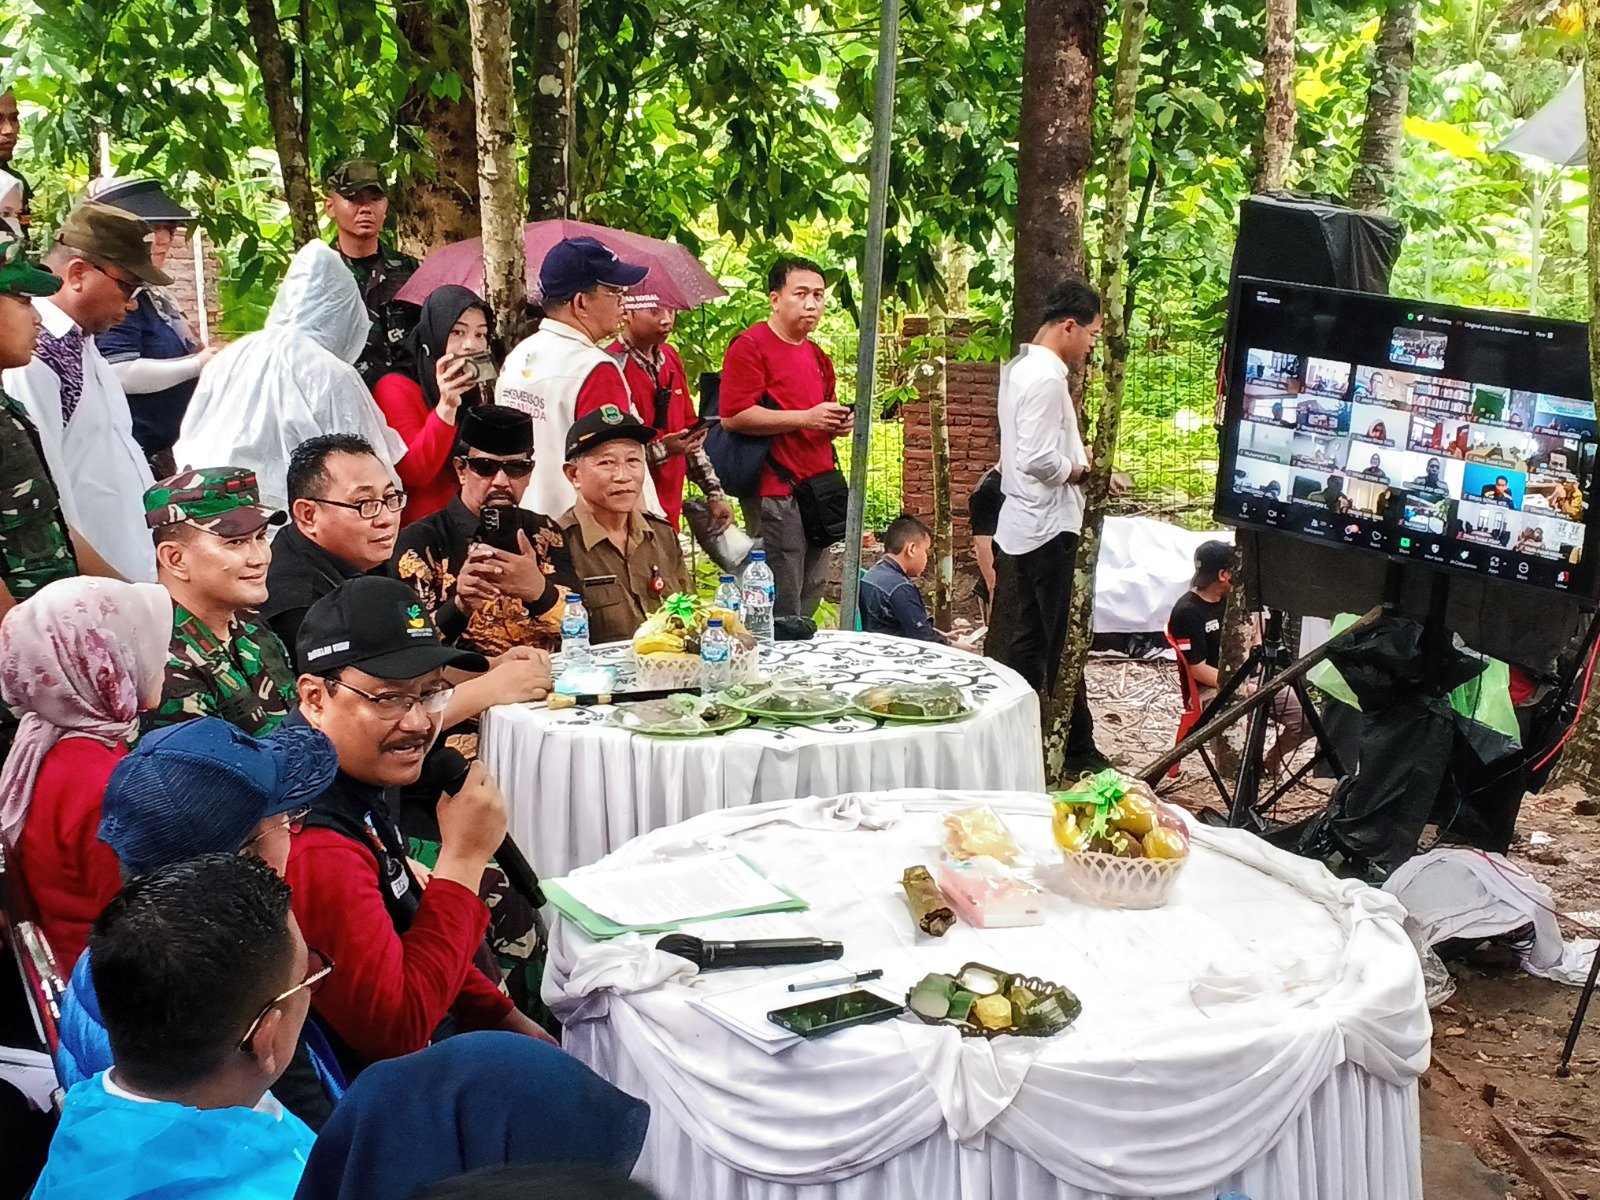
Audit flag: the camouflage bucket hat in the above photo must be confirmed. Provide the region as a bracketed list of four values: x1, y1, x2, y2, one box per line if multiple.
[0, 233, 62, 299]
[144, 467, 288, 537]
[324, 159, 387, 198]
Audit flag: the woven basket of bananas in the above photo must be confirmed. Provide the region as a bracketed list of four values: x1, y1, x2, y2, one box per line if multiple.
[632, 592, 760, 688]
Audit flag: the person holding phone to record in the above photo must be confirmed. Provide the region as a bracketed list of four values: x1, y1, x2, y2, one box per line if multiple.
[374, 285, 499, 527]
[392, 405, 579, 656]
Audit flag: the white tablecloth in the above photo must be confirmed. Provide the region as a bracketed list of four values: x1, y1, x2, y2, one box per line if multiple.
[544, 790, 1431, 1200]
[481, 633, 1043, 877]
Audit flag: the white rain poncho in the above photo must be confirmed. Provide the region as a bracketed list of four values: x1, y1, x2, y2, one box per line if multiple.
[175, 241, 405, 510]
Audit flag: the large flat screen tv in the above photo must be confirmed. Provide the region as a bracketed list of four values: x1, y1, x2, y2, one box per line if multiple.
[1217, 278, 1597, 596]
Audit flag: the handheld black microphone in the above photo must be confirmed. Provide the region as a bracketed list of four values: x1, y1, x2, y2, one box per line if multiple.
[429, 746, 545, 909]
[656, 933, 844, 970]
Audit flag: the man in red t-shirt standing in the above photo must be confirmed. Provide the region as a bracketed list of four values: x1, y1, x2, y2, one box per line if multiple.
[718, 258, 853, 618]
[609, 296, 733, 534]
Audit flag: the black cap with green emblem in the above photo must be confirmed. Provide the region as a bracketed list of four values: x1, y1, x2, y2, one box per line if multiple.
[564, 403, 656, 462]
[0, 230, 61, 298]
[144, 467, 288, 537]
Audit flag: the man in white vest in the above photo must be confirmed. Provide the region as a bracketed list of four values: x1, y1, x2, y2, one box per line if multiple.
[495, 236, 664, 519]
[2, 201, 164, 581]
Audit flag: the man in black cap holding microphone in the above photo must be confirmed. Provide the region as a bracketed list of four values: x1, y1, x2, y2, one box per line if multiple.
[284, 575, 553, 1074]
[393, 404, 579, 656]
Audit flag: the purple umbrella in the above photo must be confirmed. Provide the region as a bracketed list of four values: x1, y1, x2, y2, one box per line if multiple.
[395, 219, 727, 311]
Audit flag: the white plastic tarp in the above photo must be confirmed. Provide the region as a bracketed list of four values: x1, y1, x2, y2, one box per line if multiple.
[1093, 516, 1229, 634]
[1493, 73, 1585, 168]
[175, 241, 405, 510]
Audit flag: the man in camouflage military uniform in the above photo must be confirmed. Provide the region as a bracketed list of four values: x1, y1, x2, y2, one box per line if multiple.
[324, 159, 420, 389]
[0, 229, 78, 613]
[144, 466, 298, 736]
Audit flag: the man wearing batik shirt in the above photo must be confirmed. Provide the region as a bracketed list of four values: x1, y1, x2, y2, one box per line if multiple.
[392, 405, 578, 657]
[143, 467, 298, 736]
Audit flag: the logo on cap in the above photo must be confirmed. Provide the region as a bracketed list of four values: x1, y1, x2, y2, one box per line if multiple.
[406, 604, 425, 630]
[600, 405, 623, 425]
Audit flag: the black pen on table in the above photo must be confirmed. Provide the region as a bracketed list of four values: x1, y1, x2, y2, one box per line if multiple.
[787, 968, 885, 993]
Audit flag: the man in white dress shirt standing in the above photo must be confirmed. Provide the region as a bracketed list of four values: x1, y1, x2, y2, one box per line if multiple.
[1, 202, 166, 581]
[990, 279, 1108, 769]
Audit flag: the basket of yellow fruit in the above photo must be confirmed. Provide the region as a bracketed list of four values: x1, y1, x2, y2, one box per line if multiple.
[1051, 769, 1191, 909]
[632, 592, 759, 690]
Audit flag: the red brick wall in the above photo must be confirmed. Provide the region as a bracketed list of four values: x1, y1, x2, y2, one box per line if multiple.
[900, 329, 1001, 587]
[161, 228, 225, 343]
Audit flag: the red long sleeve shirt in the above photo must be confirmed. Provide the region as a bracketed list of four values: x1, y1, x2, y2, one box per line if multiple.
[373, 372, 460, 526]
[284, 828, 513, 1065]
[18, 739, 126, 972]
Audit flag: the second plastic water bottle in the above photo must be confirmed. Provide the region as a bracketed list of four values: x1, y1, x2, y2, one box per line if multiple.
[714, 573, 743, 615]
[701, 618, 732, 690]
[742, 551, 775, 643]
[560, 592, 591, 667]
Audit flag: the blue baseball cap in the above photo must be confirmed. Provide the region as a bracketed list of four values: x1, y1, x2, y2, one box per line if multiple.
[539, 236, 648, 303]
[99, 719, 340, 876]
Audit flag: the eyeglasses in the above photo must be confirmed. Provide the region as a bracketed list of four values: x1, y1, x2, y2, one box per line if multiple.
[308, 491, 407, 521]
[323, 676, 454, 722]
[90, 262, 144, 302]
[461, 455, 533, 479]
[241, 805, 311, 851]
[238, 946, 334, 1052]
[595, 284, 630, 300]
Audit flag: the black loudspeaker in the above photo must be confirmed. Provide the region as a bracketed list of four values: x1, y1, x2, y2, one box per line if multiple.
[1229, 191, 1405, 295]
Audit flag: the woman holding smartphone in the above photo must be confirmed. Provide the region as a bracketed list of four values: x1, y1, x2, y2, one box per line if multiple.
[374, 284, 496, 525]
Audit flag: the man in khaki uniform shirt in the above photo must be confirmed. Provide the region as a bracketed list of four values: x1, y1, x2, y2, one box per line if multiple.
[557, 404, 687, 644]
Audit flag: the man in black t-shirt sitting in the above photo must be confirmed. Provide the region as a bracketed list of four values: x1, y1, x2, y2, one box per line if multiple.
[1168, 540, 1308, 776]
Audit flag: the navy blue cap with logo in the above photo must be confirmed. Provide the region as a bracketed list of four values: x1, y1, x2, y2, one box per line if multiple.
[564, 403, 657, 462]
[98, 718, 340, 876]
[539, 236, 649, 302]
[296, 575, 489, 678]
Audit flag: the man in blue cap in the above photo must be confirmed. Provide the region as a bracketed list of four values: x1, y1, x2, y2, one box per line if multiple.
[495, 236, 665, 520]
[57, 717, 345, 1131]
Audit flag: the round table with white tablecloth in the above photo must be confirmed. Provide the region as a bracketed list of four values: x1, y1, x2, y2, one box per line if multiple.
[480, 632, 1043, 878]
[544, 789, 1431, 1200]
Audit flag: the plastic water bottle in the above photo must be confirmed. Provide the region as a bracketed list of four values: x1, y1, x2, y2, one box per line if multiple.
[742, 551, 776, 644]
[701, 618, 733, 691]
[714, 574, 743, 616]
[560, 593, 591, 667]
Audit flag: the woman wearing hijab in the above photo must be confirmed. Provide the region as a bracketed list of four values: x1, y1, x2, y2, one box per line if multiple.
[0, 577, 171, 969]
[373, 285, 494, 525]
[292, 1031, 649, 1200]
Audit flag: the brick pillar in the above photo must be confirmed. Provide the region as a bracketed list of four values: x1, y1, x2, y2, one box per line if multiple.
[161, 227, 225, 343]
[900, 320, 1001, 614]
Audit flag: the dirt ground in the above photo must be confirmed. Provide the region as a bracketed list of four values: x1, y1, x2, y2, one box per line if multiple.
[1088, 655, 1600, 1200]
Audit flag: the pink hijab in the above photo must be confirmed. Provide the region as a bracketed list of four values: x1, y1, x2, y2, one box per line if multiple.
[0, 578, 173, 849]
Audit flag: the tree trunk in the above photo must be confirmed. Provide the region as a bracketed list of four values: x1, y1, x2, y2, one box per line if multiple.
[1257, 0, 1298, 194]
[1549, 9, 1600, 796]
[1217, 0, 1302, 770]
[467, 0, 528, 343]
[1347, 0, 1417, 212]
[394, 2, 483, 254]
[527, 0, 579, 221]
[1041, 0, 1148, 784]
[928, 253, 954, 628]
[1013, 0, 1106, 347]
[242, 0, 318, 245]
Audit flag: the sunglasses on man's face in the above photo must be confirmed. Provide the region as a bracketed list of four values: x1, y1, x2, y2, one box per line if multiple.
[461, 455, 534, 480]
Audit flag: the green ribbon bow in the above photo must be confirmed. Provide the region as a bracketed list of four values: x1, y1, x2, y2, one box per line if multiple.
[1050, 769, 1127, 842]
[662, 592, 698, 623]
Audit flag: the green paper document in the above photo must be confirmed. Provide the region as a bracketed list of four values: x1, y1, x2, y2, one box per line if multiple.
[544, 854, 808, 940]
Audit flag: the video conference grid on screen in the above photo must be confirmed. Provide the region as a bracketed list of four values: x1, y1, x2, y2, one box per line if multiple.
[1218, 279, 1597, 595]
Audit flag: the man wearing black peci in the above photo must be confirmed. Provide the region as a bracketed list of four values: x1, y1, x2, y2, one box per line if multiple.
[392, 405, 579, 657]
